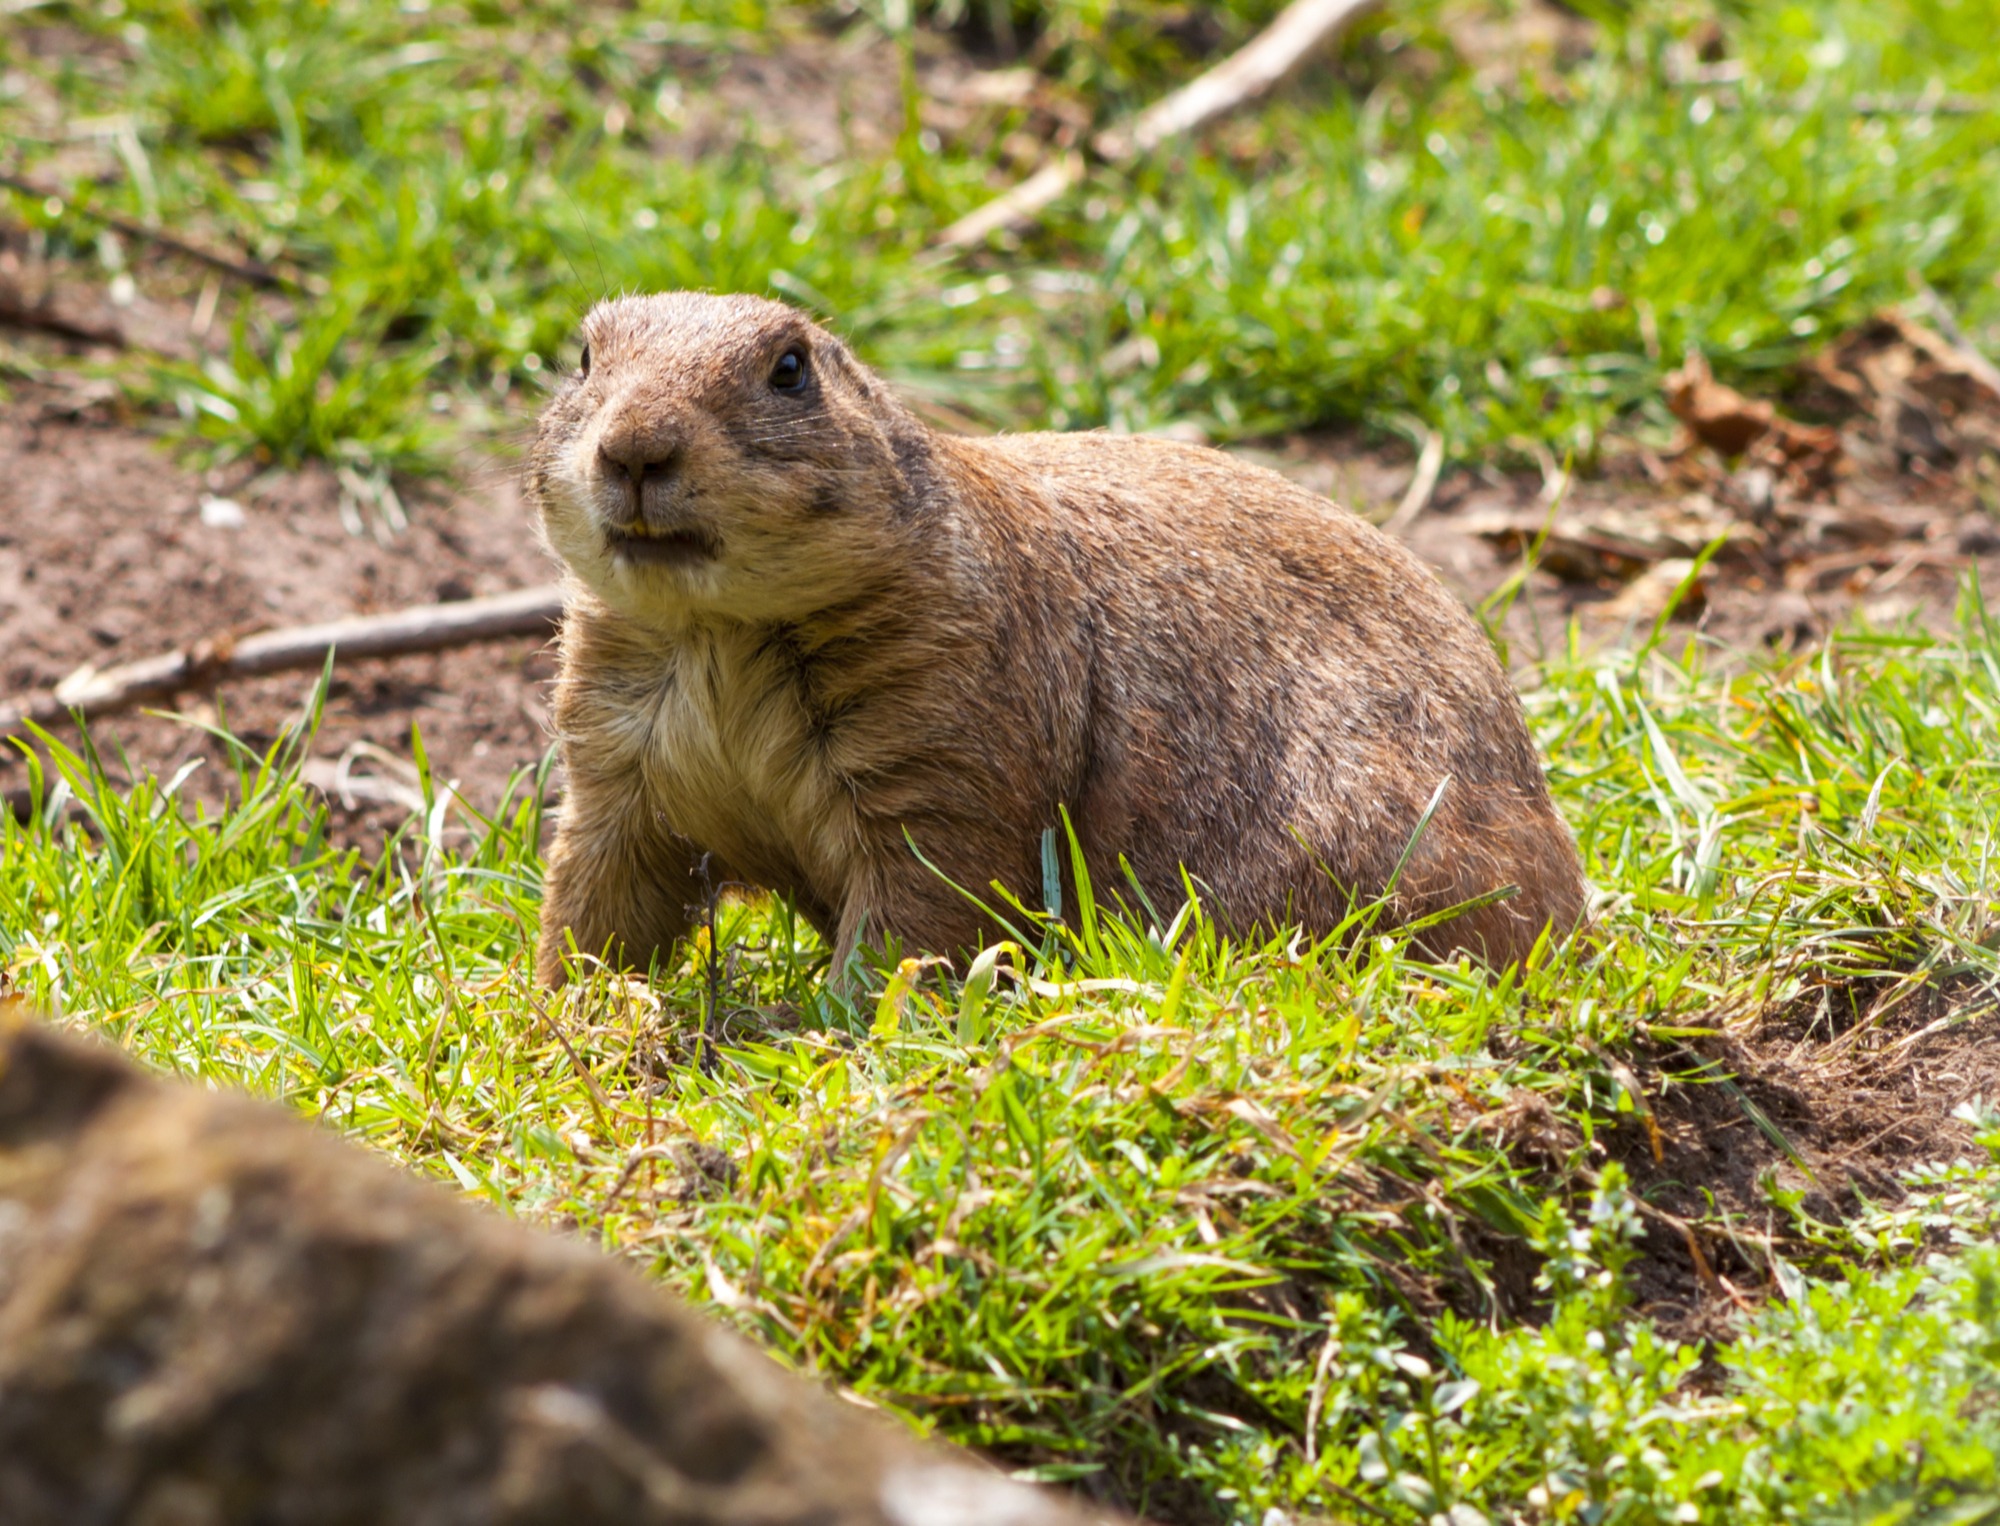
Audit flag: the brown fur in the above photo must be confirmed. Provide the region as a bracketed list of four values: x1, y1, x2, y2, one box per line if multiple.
[528, 293, 1586, 985]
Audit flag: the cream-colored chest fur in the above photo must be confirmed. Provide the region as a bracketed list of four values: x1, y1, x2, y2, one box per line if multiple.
[598, 624, 859, 898]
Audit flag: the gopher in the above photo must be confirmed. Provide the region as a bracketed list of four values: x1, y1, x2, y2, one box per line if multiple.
[528, 293, 1584, 986]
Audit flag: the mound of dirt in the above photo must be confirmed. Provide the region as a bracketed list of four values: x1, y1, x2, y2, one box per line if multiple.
[0, 1001, 1114, 1526]
[1613, 977, 2000, 1342]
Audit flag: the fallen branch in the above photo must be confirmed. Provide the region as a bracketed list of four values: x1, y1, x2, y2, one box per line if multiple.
[1381, 427, 1446, 535]
[0, 285, 125, 348]
[1093, 0, 1382, 161]
[0, 168, 285, 289]
[937, 0, 1381, 250]
[938, 155, 1085, 252]
[0, 585, 565, 737]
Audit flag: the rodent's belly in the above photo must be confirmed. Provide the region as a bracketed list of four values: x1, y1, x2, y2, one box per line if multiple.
[637, 660, 859, 906]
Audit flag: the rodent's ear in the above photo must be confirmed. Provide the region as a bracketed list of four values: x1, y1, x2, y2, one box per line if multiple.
[815, 338, 880, 399]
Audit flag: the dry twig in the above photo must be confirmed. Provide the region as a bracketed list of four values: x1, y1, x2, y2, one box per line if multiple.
[1, 168, 285, 289]
[1381, 427, 1445, 535]
[0, 585, 564, 737]
[937, 0, 1381, 249]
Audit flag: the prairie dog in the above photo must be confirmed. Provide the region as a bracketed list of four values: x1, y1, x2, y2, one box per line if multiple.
[528, 292, 1585, 984]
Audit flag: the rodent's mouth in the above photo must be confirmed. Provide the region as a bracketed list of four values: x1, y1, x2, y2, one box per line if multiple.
[605, 523, 719, 569]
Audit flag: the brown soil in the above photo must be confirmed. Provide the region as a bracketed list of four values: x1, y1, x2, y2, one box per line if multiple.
[1442, 970, 2000, 1350]
[1610, 977, 2000, 1344]
[1250, 433, 2000, 664]
[0, 380, 559, 851]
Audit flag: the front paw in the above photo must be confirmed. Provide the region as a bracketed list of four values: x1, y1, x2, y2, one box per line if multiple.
[533, 928, 575, 989]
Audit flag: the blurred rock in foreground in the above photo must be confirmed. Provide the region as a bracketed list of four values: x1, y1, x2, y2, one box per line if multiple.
[0, 1002, 1116, 1526]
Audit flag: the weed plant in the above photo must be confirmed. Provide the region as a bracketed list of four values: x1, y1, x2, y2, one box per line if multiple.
[5, 587, 1999, 1522]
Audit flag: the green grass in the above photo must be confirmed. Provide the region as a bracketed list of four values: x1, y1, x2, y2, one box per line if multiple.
[4, 0, 1998, 467]
[6, 587, 1999, 1522]
[7, 2, 2000, 1516]
[1041, 12, 2000, 454]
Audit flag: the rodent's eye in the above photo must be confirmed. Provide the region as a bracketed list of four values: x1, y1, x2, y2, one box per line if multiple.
[577, 342, 591, 380]
[769, 347, 809, 394]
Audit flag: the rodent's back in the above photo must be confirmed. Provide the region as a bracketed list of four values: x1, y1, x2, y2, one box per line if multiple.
[950, 430, 1583, 958]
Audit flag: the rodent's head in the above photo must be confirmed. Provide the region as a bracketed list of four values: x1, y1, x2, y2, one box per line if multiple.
[529, 292, 926, 626]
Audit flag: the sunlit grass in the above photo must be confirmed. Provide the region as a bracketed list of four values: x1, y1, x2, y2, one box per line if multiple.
[4, 0, 1997, 467]
[6, 585, 1998, 1520]
[7, 0, 2000, 1514]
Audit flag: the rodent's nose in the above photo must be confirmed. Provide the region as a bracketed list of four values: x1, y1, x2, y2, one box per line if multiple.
[596, 433, 682, 522]
[598, 439, 681, 488]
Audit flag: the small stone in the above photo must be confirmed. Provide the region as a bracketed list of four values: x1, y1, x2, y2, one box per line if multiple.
[1956, 520, 2000, 556]
[199, 495, 247, 529]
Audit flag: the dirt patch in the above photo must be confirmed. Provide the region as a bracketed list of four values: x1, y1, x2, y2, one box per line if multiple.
[1606, 976, 2000, 1343]
[1449, 971, 2000, 1348]
[1231, 303, 2000, 660]
[0, 381, 559, 850]
[1255, 404, 2000, 665]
